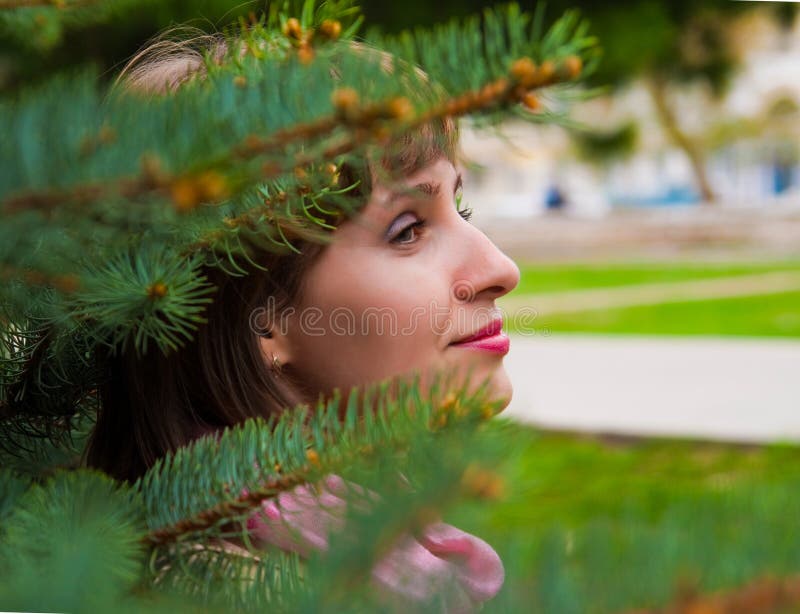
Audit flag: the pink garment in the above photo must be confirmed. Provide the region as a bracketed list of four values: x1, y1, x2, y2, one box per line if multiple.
[246, 475, 504, 611]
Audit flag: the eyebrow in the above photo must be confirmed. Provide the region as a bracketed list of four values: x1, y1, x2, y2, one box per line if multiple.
[391, 172, 463, 202]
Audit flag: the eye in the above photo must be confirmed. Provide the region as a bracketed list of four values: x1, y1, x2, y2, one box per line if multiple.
[386, 212, 426, 245]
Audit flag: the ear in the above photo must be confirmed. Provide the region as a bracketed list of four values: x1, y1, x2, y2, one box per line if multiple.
[256, 326, 295, 369]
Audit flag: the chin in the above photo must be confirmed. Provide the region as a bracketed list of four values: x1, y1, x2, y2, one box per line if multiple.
[487, 368, 513, 412]
[494, 393, 512, 413]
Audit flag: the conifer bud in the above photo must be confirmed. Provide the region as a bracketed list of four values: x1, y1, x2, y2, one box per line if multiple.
[386, 96, 412, 120]
[561, 55, 583, 80]
[510, 57, 537, 86]
[324, 163, 339, 186]
[147, 282, 168, 300]
[297, 44, 315, 65]
[319, 19, 342, 40]
[305, 449, 321, 467]
[538, 60, 556, 84]
[170, 178, 198, 213]
[283, 17, 303, 40]
[522, 92, 541, 112]
[331, 87, 360, 121]
[196, 170, 228, 202]
[170, 171, 227, 212]
[440, 392, 458, 413]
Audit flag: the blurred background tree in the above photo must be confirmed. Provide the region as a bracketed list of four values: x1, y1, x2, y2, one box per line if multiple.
[0, 0, 252, 90]
[362, 0, 797, 203]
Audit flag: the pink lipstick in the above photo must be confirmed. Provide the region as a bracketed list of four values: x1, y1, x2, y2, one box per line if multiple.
[449, 318, 510, 355]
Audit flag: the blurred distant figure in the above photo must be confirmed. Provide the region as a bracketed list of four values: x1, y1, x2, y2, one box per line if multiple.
[545, 183, 566, 211]
[773, 156, 794, 195]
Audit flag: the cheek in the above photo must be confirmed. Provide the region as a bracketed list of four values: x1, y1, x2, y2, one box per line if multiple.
[290, 249, 449, 393]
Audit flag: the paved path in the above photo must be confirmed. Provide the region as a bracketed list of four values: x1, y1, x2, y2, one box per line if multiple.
[499, 271, 800, 316]
[503, 334, 800, 443]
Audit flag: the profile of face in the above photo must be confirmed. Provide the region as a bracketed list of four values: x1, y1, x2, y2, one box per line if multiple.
[261, 157, 520, 409]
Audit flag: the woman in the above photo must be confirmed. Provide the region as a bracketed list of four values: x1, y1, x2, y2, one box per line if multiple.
[87, 30, 519, 609]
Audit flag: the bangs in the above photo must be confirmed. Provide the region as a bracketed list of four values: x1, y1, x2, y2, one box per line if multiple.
[380, 116, 459, 177]
[336, 115, 459, 207]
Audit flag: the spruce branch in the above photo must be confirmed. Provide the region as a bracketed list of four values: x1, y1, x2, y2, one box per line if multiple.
[186, 165, 359, 258]
[0, 469, 30, 530]
[1, 5, 594, 218]
[66, 246, 215, 354]
[0, 471, 145, 612]
[138, 378, 500, 546]
[151, 540, 303, 611]
[141, 382, 506, 611]
[145, 472, 310, 547]
[1, 311, 99, 455]
[0, 54, 581, 219]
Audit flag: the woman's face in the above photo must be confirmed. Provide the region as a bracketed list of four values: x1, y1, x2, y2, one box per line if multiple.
[274, 157, 520, 408]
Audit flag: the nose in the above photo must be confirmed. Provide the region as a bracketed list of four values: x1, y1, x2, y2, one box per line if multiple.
[453, 223, 520, 303]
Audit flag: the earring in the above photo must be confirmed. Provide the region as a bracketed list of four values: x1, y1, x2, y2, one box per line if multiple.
[271, 354, 282, 372]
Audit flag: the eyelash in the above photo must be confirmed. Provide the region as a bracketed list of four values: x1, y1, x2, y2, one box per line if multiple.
[389, 206, 473, 245]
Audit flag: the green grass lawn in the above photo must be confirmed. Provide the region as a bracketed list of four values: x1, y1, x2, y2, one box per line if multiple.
[448, 422, 800, 612]
[509, 261, 800, 337]
[514, 260, 800, 295]
[522, 290, 800, 337]
[458, 261, 800, 610]
[451, 421, 800, 534]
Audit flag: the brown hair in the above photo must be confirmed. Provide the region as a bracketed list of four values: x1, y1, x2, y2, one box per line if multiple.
[86, 29, 458, 483]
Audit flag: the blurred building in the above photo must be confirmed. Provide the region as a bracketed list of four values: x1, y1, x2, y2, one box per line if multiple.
[461, 10, 800, 223]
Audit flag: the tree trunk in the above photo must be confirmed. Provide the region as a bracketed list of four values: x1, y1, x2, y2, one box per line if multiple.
[646, 74, 716, 204]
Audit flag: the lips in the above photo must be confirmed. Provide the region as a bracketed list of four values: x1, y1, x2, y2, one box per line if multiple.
[449, 318, 510, 355]
[453, 318, 503, 344]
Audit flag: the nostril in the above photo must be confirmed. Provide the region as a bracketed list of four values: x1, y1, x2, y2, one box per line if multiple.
[452, 280, 477, 302]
